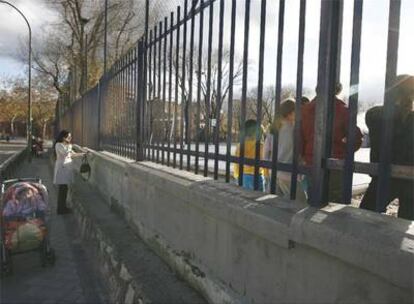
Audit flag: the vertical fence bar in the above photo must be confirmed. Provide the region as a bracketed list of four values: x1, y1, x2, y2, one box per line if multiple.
[109, 67, 113, 153]
[133, 47, 137, 159]
[109, 70, 112, 152]
[114, 61, 118, 154]
[174, 6, 181, 168]
[97, 79, 101, 150]
[108, 72, 112, 152]
[147, 30, 153, 160]
[128, 52, 131, 158]
[254, 0, 266, 190]
[137, 39, 145, 161]
[116, 60, 120, 156]
[162, 17, 168, 165]
[127, 51, 131, 158]
[81, 96, 84, 146]
[114, 61, 118, 155]
[167, 12, 174, 166]
[187, 0, 196, 171]
[342, 0, 363, 203]
[120, 57, 123, 157]
[225, 0, 236, 183]
[103, 71, 106, 151]
[126, 52, 130, 157]
[291, 0, 307, 200]
[131, 49, 135, 159]
[122, 56, 125, 157]
[195, 0, 204, 175]
[310, 0, 343, 206]
[204, 0, 214, 177]
[118, 60, 122, 156]
[104, 72, 108, 151]
[376, 0, 401, 212]
[152, 26, 157, 162]
[119, 55, 128, 157]
[238, 0, 251, 186]
[115, 63, 118, 154]
[214, 0, 225, 180]
[180, 0, 188, 170]
[157, 22, 163, 163]
[270, 0, 285, 194]
[142, 0, 149, 161]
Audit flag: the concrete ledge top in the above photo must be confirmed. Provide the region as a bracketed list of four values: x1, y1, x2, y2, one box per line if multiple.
[290, 204, 414, 289]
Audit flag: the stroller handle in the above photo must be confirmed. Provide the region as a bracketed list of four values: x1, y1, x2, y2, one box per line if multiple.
[1, 178, 42, 186]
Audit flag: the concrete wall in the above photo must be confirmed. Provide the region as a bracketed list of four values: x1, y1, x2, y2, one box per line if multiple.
[74, 149, 414, 304]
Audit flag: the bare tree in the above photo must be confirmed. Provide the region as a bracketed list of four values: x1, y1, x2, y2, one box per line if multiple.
[171, 48, 244, 142]
[31, 34, 69, 96]
[28, 0, 150, 100]
[247, 85, 297, 127]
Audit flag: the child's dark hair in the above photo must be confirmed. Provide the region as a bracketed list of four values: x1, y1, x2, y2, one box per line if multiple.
[270, 99, 295, 134]
[301, 96, 310, 105]
[244, 119, 258, 138]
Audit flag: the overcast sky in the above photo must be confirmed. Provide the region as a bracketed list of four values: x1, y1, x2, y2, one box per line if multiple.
[1, 0, 413, 104]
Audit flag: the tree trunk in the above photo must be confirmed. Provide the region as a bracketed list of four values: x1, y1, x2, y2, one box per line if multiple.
[10, 115, 16, 135]
[42, 121, 48, 139]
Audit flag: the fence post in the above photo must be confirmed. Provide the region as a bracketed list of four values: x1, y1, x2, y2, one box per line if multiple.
[310, 0, 343, 207]
[81, 96, 84, 147]
[136, 39, 145, 161]
[135, 0, 149, 161]
[376, 0, 401, 212]
[97, 80, 101, 150]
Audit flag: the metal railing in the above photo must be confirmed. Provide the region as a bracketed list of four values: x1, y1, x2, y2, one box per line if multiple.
[59, 0, 413, 212]
[0, 149, 27, 183]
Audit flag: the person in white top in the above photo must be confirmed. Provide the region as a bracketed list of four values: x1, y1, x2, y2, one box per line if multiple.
[53, 130, 84, 214]
[264, 99, 307, 202]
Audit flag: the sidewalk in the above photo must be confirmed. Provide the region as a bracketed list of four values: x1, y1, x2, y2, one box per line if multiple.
[0, 142, 26, 164]
[0, 155, 108, 304]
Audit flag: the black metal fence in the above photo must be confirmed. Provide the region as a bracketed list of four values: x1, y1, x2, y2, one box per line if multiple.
[59, 0, 413, 212]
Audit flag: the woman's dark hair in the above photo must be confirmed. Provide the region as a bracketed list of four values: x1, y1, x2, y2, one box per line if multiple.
[56, 130, 70, 143]
[270, 99, 295, 134]
[53, 130, 71, 157]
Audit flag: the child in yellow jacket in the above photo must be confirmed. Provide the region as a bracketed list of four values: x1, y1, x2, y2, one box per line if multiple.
[233, 119, 268, 191]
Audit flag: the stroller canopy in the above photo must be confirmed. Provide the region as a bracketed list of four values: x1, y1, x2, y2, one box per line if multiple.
[2, 182, 48, 218]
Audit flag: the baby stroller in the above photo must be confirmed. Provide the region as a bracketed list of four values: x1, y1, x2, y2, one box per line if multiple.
[1, 178, 55, 276]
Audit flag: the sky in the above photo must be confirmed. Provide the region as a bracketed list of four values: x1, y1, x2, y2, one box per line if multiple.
[0, 0, 56, 77]
[0, 0, 413, 104]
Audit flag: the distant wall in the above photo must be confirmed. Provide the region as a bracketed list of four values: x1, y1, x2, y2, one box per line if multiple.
[73, 148, 414, 304]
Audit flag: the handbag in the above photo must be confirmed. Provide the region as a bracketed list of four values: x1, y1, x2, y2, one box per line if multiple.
[80, 154, 91, 180]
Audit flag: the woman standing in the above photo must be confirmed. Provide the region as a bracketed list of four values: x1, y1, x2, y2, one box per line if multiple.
[53, 130, 84, 214]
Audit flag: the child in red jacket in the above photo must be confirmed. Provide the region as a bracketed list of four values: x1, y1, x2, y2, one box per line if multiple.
[301, 83, 363, 203]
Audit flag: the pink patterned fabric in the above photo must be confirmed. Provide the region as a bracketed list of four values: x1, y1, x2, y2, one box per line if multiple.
[2, 182, 48, 218]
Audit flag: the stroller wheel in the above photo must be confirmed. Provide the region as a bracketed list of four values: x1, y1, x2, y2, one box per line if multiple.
[40, 240, 48, 267]
[40, 240, 55, 267]
[1, 248, 13, 276]
[47, 248, 56, 266]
